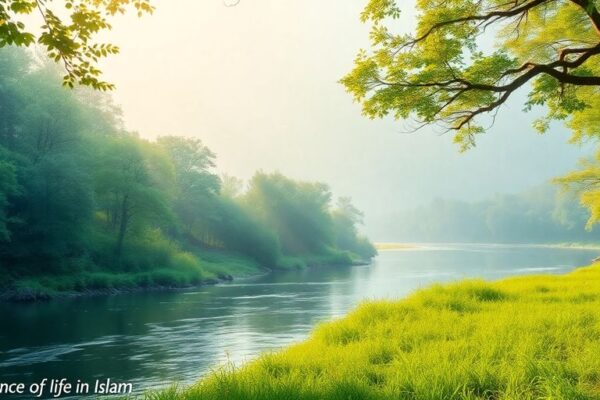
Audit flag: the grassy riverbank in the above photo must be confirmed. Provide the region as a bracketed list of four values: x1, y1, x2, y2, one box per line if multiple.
[0, 249, 363, 301]
[150, 264, 600, 400]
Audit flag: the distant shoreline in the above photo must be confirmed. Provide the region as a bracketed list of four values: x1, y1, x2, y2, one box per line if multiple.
[0, 258, 374, 303]
[374, 243, 419, 251]
[374, 242, 600, 251]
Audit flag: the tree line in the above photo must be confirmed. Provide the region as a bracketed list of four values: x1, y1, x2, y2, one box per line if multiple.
[378, 185, 600, 244]
[0, 48, 375, 296]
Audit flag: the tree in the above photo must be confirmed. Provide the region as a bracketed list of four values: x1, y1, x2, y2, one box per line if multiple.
[342, 0, 600, 150]
[207, 197, 281, 267]
[331, 197, 377, 259]
[157, 136, 220, 244]
[0, 148, 20, 241]
[555, 151, 600, 230]
[0, 50, 100, 268]
[244, 173, 334, 255]
[94, 137, 174, 257]
[220, 174, 244, 199]
[0, 0, 153, 90]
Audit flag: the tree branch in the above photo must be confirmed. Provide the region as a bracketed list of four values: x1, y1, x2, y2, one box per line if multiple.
[406, 0, 551, 47]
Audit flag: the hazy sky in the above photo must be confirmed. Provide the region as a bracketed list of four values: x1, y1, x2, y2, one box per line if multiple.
[99, 0, 593, 239]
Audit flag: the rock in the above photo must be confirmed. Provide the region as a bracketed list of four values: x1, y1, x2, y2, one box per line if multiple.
[217, 273, 234, 281]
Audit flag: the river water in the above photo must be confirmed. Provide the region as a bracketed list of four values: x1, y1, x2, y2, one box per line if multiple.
[0, 244, 597, 396]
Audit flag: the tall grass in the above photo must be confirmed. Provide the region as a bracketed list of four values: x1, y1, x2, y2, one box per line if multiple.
[148, 264, 600, 400]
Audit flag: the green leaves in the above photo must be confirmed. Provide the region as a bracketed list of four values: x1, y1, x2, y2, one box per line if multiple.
[360, 0, 400, 23]
[0, 153, 20, 242]
[0, 0, 154, 90]
[343, 0, 600, 150]
[555, 152, 600, 229]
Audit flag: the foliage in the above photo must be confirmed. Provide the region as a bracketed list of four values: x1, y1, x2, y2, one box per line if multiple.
[149, 264, 600, 400]
[0, 47, 375, 295]
[332, 197, 377, 259]
[94, 136, 175, 256]
[205, 197, 281, 268]
[244, 172, 335, 256]
[0, 147, 20, 241]
[555, 150, 600, 229]
[157, 136, 220, 245]
[379, 185, 600, 243]
[0, 0, 153, 90]
[342, 0, 600, 151]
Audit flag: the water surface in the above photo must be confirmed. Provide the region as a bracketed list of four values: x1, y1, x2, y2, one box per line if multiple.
[0, 244, 597, 395]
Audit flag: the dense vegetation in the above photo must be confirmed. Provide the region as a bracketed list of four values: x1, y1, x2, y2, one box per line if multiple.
[0, 48, 375, 300]
[377, 185, 600, 244]
[150, 264, 600, 400]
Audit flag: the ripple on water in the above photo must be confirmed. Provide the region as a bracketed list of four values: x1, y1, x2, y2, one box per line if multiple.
[0, 336, 119, 368]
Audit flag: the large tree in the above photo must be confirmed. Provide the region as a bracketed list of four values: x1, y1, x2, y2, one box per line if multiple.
[244, 173, 334, 255]
[157, 136, 220, 243]
[0, 0, 153, 90]
[342, 0, 600, 151]
[94, 137, 174, 256]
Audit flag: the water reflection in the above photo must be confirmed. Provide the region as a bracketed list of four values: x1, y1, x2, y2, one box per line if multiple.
[0, 244, 597, 394]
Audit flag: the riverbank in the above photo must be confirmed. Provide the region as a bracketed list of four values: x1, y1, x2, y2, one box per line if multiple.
[0, 251, 371, 302]
[536, 242, 600, 251]
[151, 263, 600, 400]
[374, 243, 418, 251]
[0, 251, 259, 302]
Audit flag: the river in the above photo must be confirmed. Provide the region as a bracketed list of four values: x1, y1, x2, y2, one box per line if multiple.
[0, 244, 597, 396]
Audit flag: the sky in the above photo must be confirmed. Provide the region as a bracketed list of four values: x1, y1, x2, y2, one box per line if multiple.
[99, 0, 594, 240]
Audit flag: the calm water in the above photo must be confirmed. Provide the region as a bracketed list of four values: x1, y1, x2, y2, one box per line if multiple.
[0, 244, 598, 396]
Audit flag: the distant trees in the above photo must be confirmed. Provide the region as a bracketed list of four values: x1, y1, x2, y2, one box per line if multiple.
[157, 136, 220, 244]
[332, 198, 376, 259]
[244, 173, 335, 255]
[378, 186, 600, 243]
[0, 48, 375, 281]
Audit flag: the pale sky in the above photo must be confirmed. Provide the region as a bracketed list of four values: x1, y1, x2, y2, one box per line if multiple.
[99, 0, 593, 239]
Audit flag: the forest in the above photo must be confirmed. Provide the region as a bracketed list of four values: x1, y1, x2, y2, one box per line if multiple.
[379, 185, 600, 243]
[0, 48, 375, 301]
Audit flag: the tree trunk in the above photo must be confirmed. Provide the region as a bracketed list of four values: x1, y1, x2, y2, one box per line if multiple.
[115, 195, 129, 257]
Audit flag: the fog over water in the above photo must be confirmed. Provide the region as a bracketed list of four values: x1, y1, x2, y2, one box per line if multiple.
[99, 0, 594, 240]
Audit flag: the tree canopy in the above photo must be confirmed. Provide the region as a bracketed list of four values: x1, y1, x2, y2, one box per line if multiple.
[0, 0, 153, 90]
[342, 0, 600, 150]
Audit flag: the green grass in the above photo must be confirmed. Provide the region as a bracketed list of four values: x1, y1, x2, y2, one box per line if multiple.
[1, 249, 267, 300]
[5, 267, 209, 298]
[146, 264, 600, 400]
[0, 244, 359, 300]
[277, 251, 355, 270]
[194, 250, 266, 278]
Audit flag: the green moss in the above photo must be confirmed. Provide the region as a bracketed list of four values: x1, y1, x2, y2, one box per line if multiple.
[147, 264, 600, 400]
